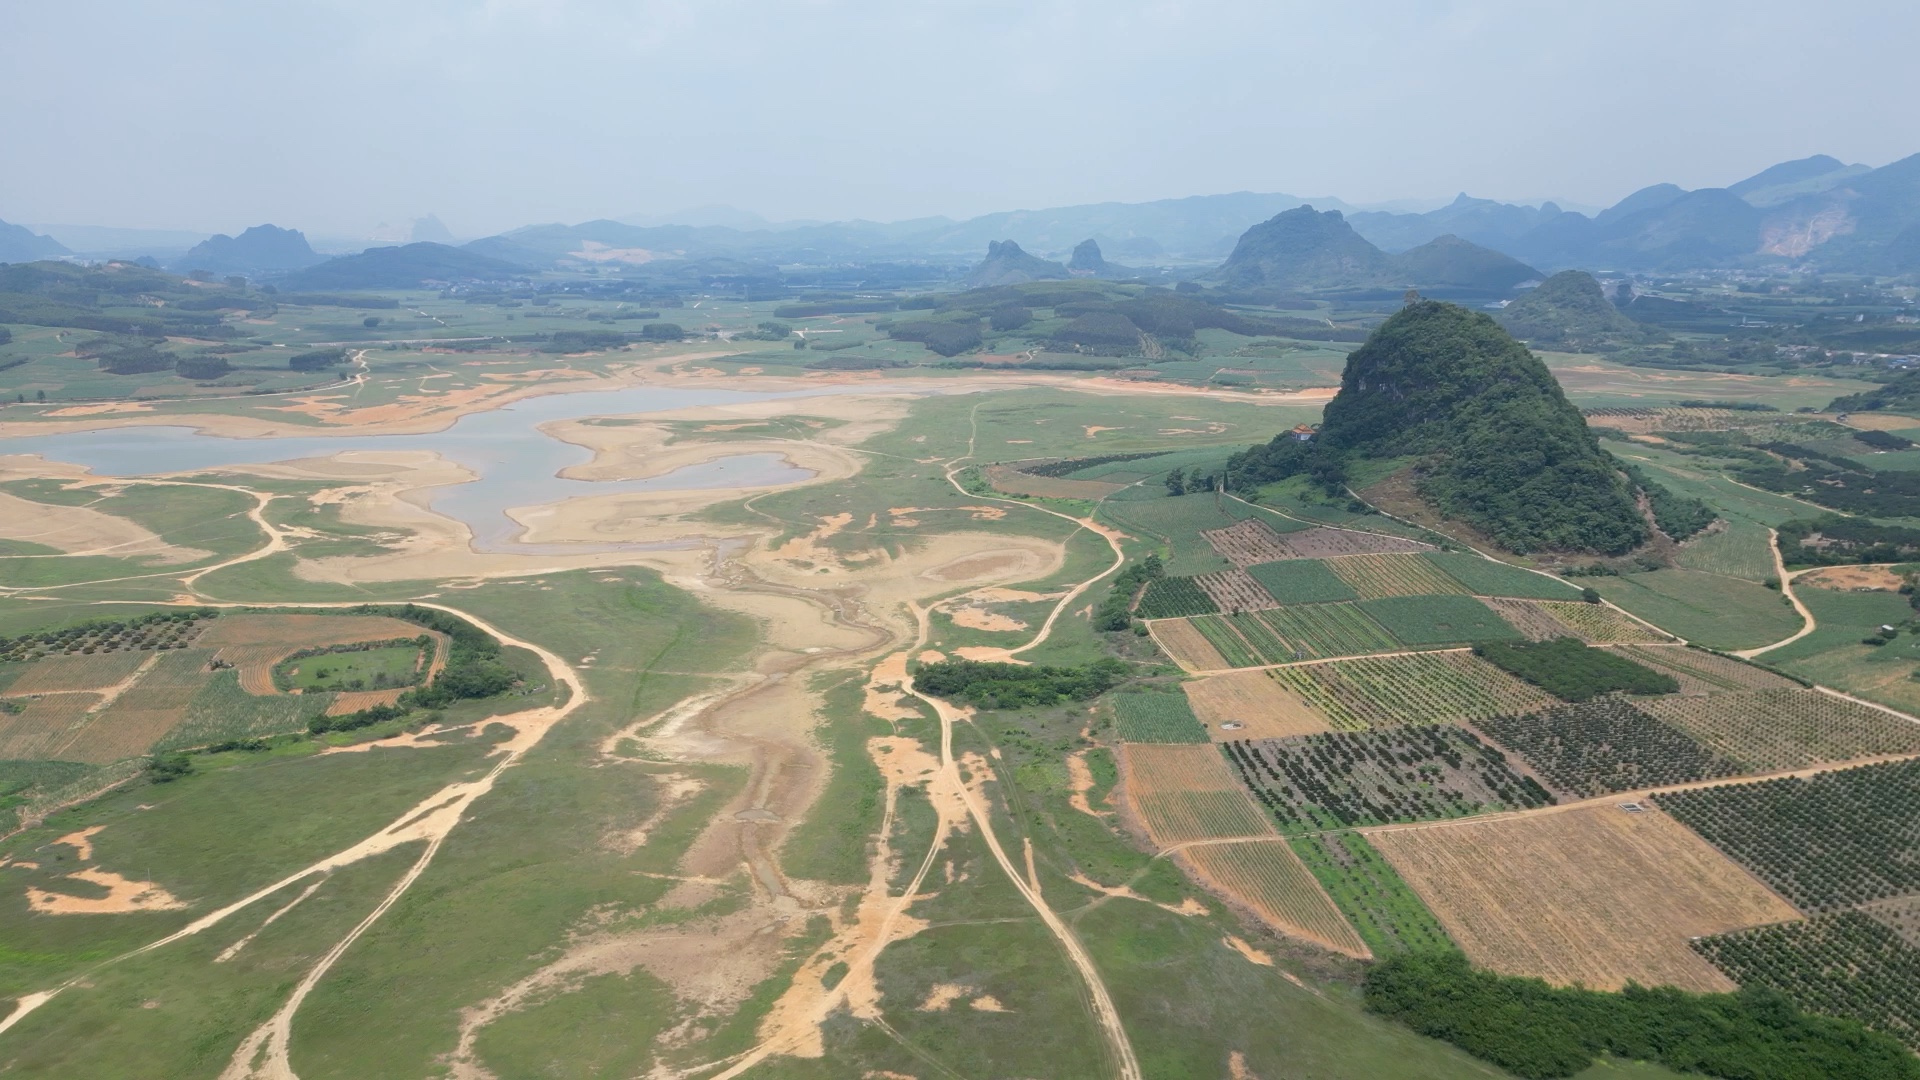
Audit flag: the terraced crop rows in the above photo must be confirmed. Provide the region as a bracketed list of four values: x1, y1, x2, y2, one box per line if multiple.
[1643, 689, 1920, 773]
[1182, 841, 1369, 957]
[1479, 700, 1743, 798]
[1329, 553, 1468, 599]
[1269, 652, 1556, 730]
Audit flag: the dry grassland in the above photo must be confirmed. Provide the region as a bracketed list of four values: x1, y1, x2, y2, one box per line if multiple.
[1181, 841, 1369, 958]
[1151, 618, 1230, 672]
[1124, 743, 1273, 845]
[54, 710, 187, 764]
[1328, 553, 1467, 599]
[199, 614, 429, 693]
[1369, 804, 1800, 992]
[4, 652, 149, 695]
[1184, 670, 1332, 741]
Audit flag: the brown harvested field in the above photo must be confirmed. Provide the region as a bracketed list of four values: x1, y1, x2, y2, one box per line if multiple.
[984, 464, 1126, 501]
[1329, 553, 1467, 599]
[199, 614, 430, 694]
[1613, 645, 1799, 694]
[4, 652, 149, 696]
[108, 649, 216, 711]
[1482, 597, 1572, 641]
[1184, 670, 1332, 741]
[0, 694, 99, 759]
[327, 688, 407, 715]
[1151, 618, 1230, 672]
[1123, 743, 1273, 845]
[1181, 841, 1369, 958]
[1641, 689, 1920, 773]
[1368, 803, 1800, 992]
[1195, 569, 1277, 613]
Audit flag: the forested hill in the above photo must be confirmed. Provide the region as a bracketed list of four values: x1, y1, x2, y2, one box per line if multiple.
[1496, 270, 1645, 348]
[1230, 301, 1710, 554]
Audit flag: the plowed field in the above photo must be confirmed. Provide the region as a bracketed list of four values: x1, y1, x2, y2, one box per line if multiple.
[1368, 804, 1800, 992]
[1181, 841, 1369, 958]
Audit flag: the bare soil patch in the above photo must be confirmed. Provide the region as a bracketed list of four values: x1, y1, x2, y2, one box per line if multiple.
[1184, 671, 1331, 741]
[1798, 564, 1903, 592]
[0, 490, 209, 564]
[1368, 804, 1800, 991]
[26, 868, 188, 915]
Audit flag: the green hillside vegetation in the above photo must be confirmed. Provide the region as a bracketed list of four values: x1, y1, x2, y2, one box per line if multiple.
[1209, 206, 1394, 290]
[0, 261, 264, 338]
[1391, 234, 1538, 290]
[1829, 368, 1920, 415]
[1497, 271, 1648, 349]
[883, 280, 1309, 359]
[1473, 637, 1680, 701]
[1229, 302, 1703, 554]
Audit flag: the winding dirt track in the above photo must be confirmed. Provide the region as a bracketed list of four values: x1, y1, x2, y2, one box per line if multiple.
[1735, 528, 1815, 659]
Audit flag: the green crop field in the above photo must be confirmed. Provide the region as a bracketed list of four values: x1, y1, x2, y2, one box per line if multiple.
[1422, 552, 1583, 599]
[1587, 569, 1801, 650]
[1246, 559, 1358, 603]
[1111, 691, 1210, 743]
[1358, 595, 1522, 646]
[1291, 831, 1456, 957]
[1136, 576, 1219, 618]
[1100, 493, 1240, 575]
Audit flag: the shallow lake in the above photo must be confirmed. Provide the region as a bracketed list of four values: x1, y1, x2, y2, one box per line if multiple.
[0, 385, 821, 551]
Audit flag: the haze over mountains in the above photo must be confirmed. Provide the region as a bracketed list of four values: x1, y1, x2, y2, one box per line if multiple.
[5, 152, 1919, 285]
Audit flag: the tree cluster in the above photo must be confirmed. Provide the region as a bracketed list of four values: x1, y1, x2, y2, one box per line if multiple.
[1473, 637, 1679, 701]
[911, 657, 1129, 710]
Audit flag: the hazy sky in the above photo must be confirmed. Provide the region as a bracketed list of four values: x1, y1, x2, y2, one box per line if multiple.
[5, 0, 1918, 238]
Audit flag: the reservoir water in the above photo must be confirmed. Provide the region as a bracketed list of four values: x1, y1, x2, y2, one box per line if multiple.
[0, 386, 820, 551]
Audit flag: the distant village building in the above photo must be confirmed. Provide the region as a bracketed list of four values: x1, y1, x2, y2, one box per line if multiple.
[1290, 424, 1317, 442]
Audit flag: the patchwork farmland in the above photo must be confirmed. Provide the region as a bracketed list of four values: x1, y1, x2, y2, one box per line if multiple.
[1122, 743, 1273, 846]
[1180, 841, 1369, 958]
[1367, 804, 1801, 992]
[1268, 651, 1557, 730]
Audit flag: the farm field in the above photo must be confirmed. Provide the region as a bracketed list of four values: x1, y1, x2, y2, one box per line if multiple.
[1672, 519, 1780, 582]
[1215, 523, 1430, 564]
[1270, 651, 1556, 730]
[1199, 518, 1304, 567]
[1150, 618, 1230, 672]
[1868, 894, 1920, 947]
[1694, 911, 1920, 1053]
[1180, 841, 1370, 958]
[1526, 600, 1673, 644]
[1291, 831, 1455, 957]
[0, 610, 213, 662]
[1244, 558, 1357, 604]
[1192, 569, 1278, 613]
[3, 651, 150, 696]
[1135, 577, 1217, 619]
[1421, 553, 1583, 599]
[1642, 689, 1920, 772]
[1171, 604, 1401, 670]
[1655, 758, 1920, 914]
[1480, 597, 1577, 641]
[1357, 595, 1520, 646]
[1122, 743, 1273, 846]
[1223, 727, 1553, 831]
[199, 613, 433, 694]
[1587, 569, 1799, 650]
[1613, 644, 1801, 694]
[1368, 803, 1802, 992]
[1110, 690, 1209, 743]
[1479, 701, 1742, 798]
[1101, 494, 1239, 575]
[278, 643, 425, 692]
[983, 464, 1125, 501]
[1328, 553, 1467, 599]
[1183, 669, 1332, 740]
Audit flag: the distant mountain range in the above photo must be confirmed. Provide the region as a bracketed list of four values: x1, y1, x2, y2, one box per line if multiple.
[1206, 207, 1539, 293]
[7, 151, 1918, 283]
[175, 225, 325, 276]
